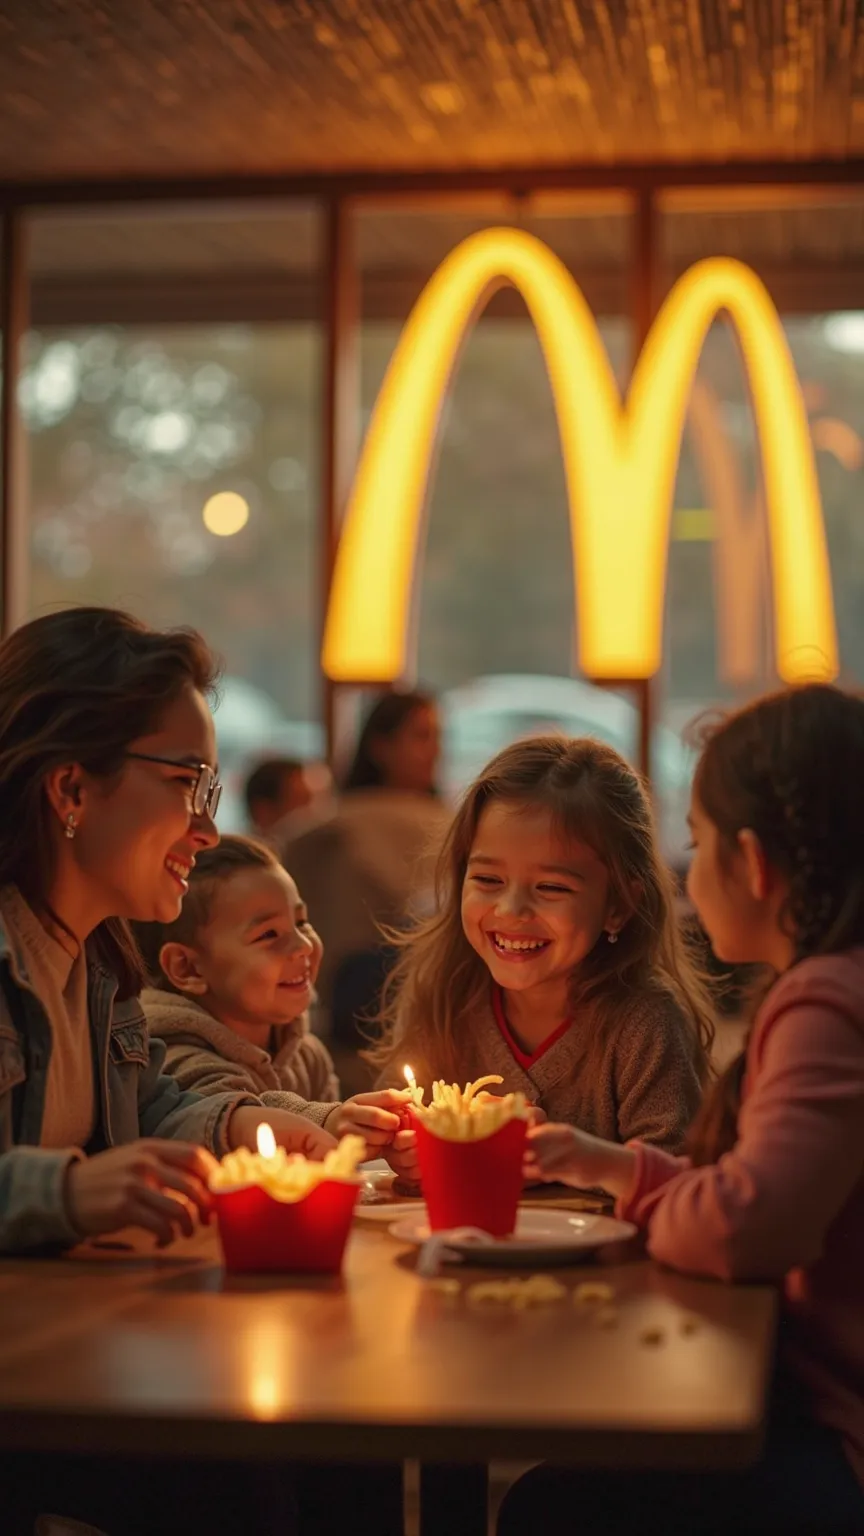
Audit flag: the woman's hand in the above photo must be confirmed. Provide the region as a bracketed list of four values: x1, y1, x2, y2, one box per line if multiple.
[523, 1122, 637, 1198]
[384, 1127, 421, 1190]
[65, 1139, 217, 1247]
[324, 1089, 410, 1149]
[229, 1106, 337, 1160]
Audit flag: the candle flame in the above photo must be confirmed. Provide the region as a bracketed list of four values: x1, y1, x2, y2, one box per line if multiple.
[403, 1065, 416, 1090]
[256, 1122, 277, 1159]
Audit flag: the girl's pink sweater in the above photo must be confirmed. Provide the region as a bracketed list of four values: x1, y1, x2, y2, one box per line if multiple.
[618, 949, 864, 1487]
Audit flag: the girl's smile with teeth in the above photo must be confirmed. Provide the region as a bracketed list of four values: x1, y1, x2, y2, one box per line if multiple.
[490, 932, 551, 957]
[461, 801, 621, 1008]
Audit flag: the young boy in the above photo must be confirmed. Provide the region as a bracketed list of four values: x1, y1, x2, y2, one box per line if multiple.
[137, 836, 406, 1145]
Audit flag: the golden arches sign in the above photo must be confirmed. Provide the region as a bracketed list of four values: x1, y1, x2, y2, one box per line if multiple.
[323, 228, 838, 685]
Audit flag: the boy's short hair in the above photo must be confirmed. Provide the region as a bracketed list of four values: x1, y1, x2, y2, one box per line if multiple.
[133, 834, 279, 985]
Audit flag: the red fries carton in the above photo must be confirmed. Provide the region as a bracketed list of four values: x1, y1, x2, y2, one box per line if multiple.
[412, 1112, 527, 1237]
[213, 1179, 359, 1274]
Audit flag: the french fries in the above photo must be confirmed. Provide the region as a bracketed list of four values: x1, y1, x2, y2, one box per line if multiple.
[210, 1134, 366, 1203]
[410, 1073, 531, 1142]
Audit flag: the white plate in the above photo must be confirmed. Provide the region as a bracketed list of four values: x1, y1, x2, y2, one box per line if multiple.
[389, 1208, 637, 1265]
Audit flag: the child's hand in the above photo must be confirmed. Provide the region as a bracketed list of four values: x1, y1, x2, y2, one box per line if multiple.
[65, 1139, 216, 1247]
[523, 1123, 591, 1185]
[229, 1105, 337, 1161]
[523, 1122, 637, 1199]
[384, 1127, 421, 1190]
[324, 1089, 410, 1148]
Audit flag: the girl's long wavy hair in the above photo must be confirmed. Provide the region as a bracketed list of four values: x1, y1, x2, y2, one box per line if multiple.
[368, 735, 715, 1086]
[0, 606, 220, 999]
[686, 683, 864, 1165]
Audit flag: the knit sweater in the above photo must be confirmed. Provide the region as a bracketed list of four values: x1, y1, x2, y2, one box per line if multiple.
[617, 948, 864, 1490]
[142, 989, 341, 1128]
[381, 986, 704, 1153]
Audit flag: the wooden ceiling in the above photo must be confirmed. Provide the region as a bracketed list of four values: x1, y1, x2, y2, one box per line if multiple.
[1, 0, 863, 185]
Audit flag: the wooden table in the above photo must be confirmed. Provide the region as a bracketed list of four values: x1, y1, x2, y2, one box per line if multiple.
[0, 1221, 776, 1476]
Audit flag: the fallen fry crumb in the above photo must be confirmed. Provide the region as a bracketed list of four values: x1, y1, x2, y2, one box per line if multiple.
[573, 1281, 615, 1307]
[640, 1326, 665, 1346]
[467, 1284, 504, 1307]
[429, 1278, 461, 1297]
[466, 1275, 567, 1308]
[593, 1306, 619, 1328]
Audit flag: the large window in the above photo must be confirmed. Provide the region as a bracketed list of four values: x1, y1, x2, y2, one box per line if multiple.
[6, 185, 864, 852]
[358, 199, 632, 693]
[25, 204, 323, 826]
[352, 201, 690, 839]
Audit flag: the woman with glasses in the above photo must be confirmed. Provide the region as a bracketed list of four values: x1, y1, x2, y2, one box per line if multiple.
[0, 607, 367, 1535]
[0, 604, 335, 1273]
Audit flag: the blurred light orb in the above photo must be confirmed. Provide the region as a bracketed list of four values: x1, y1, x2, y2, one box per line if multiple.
[202, 491, 249, 537]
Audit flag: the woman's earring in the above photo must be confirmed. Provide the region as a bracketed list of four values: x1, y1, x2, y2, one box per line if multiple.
[606, 929, 619, 945]
[64, 814, 77, 840]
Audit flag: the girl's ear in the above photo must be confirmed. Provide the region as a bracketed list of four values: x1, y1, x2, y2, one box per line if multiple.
[737, 828, 770, 902]
[606, 878, 642, 934]
[159, 942, 208, 995]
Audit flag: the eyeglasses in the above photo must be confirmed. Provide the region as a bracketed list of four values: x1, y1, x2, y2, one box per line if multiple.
[126, 753, 222, 820]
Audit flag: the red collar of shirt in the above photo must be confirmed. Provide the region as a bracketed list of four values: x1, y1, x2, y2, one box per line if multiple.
[491, 984, 571, 1071]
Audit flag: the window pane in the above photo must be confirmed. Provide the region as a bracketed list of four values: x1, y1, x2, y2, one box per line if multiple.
[355, 200, 666, 830]
[659, 191, 864, 748]
[25, 203, 323, 828]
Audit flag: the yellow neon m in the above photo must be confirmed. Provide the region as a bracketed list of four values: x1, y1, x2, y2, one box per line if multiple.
[323, 228, 837, 685]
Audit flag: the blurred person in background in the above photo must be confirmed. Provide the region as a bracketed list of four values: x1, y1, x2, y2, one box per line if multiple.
[279, 690, 449, 1093]
[342, 688, 441, 796]
[243, 756, 333, 843]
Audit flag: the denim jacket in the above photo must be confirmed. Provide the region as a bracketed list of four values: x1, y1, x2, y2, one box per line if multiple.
[0, 911, 258, 1253]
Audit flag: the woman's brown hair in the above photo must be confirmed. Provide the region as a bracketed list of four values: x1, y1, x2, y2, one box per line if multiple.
[687, 683, 864, 1164]
[368, 735, 715, 1086]
[0, 606, 220, 998]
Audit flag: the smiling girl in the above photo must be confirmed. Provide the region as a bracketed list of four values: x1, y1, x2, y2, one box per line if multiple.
[371, 736, 715, 1186]
[500, 685, 864, 1536]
